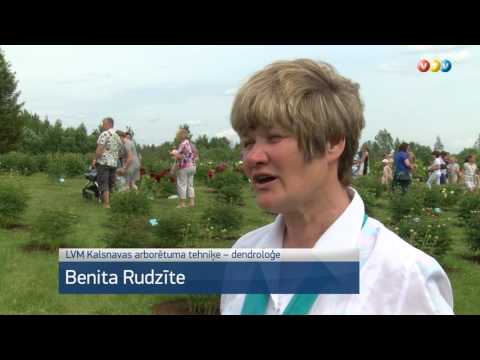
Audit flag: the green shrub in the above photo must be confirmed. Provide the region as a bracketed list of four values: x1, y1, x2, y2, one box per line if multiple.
[46, 153, 87, 179]
[424, 185, 463, 210]
[46, 154, 65, 179]
[194, 163, 210, 184]
[394, 212, 452, 259]
[0, 181, 30, 228]
[110, 191, 152, 217]
[29, 208, 77, 249]
[209, 169, 245, 190]
[465, 211, 480, 252]
[157, 177, 177, 197]
[411, 159, 428, 181]
[138, 175, 175, 199]
[64, 153, 87, 177]
[201, 204, 243, 242]
[104, 215, 152, 248]
[457, 192, 480, 221]
[424, 186, 443, 209]
[142, 158, 171, 174]
[138, 176, 159, 199]
[389, 184, 425, 219]
[0, 152, 39, 175]
[352, 175, 384, 198]
[439, 185, 463, 208]
[34, 154, 49, 172]
[216, 184, 244, 205]
[187, 295, 220, 315]
[151, 210, 201, 248]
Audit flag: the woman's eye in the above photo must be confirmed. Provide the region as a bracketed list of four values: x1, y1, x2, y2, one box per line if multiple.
[268, 135, 283, 143]
[243, 141, 254, 149]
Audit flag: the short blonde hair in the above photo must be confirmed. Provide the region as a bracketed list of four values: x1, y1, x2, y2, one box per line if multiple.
[176, 128, 188, 141]
[231, 59, 365, 186]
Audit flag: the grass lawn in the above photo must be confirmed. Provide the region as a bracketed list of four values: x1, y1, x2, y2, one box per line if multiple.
[0, 173, 273, 314]
[0, 173, 479, 314]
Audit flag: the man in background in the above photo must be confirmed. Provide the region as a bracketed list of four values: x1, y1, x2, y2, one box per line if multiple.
[440, 151, 449, 184]
[92, 117, 123, 208]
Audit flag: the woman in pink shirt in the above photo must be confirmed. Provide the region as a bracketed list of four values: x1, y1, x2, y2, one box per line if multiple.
[171, 128, 196, 208]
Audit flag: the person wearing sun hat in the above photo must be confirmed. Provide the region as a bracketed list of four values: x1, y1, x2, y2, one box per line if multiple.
[220, 59, 453, 315]
[381, 157, 393, 186]
[116, 127, 141, 191]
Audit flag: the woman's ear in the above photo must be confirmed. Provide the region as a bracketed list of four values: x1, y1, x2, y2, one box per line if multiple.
[326, 138, 346, 163]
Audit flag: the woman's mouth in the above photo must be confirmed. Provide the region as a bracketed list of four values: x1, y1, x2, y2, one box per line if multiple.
[252, 174, 278, 189]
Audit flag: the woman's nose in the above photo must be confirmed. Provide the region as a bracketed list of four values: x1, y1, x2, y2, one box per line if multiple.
[244, 142, 268, 168]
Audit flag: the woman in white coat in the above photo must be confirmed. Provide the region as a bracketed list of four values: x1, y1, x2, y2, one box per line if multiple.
[221, 59, 453, 315]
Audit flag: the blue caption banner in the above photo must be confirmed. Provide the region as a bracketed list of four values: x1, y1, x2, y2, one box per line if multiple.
[59, 261, 359, 294]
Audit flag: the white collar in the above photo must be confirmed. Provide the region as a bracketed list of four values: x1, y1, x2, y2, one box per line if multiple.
[259, 187, 365, 251]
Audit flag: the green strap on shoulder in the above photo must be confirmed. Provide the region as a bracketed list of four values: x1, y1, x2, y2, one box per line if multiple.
[241, 213, 368, 315]
[240, 294, 270, 315]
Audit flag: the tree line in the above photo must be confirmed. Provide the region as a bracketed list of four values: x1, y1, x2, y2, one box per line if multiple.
[1, 47, 480, 164]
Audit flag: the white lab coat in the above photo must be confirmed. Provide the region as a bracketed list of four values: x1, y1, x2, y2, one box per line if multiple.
[221, 188, 454, 315]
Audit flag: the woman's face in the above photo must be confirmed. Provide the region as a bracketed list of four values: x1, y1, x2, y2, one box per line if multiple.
[470, 156, 476, 164]
[242, 126, 330, 213]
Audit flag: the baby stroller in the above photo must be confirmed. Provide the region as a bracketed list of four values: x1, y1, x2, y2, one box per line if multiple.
[82, 166, 101, 202]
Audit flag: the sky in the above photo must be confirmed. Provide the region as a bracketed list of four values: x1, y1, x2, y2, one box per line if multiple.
[1, 45, 479, 153]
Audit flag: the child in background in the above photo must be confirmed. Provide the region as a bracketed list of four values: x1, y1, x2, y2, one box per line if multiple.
[408, 150, 418, 175]
[463, 154, 478, 192]
[427, 151, 442, 189]
[447, 156, 460, 185]
[381, 158, 393, 187]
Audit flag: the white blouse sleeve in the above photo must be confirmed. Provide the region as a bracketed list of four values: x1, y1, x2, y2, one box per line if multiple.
[397, 256, 454, 314]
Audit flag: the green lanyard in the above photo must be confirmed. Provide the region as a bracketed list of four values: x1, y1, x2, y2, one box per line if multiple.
[241, 213, 368, 315]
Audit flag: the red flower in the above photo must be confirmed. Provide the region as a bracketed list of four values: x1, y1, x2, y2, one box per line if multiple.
[163, 169, 172, 176]
[215, 163, 227, 173]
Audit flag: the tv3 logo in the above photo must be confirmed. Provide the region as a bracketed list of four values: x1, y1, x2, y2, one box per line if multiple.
[417, 59, 452, 73]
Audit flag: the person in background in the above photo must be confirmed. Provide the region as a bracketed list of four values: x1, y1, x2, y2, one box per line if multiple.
[170, 128, 196, 208]
[440, 151, 449, 185]
[221, 58, 453, 315]
[388, 153, 394, 166]
[426, 151, 442, 189]
[447, 156, 460, 185]
[463, 154, 478, 192]
[116, 128, 141, 191]
[360, 144, 369, 176]
[190, 140, 199, 175]
[352, 152, 361, 177]
[393, 143, 414, 193]
[407, 149, 418, 178]
[115, 140, 129, 192]
[381, 158, 393, 188]
[92, 117, 123, 208]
